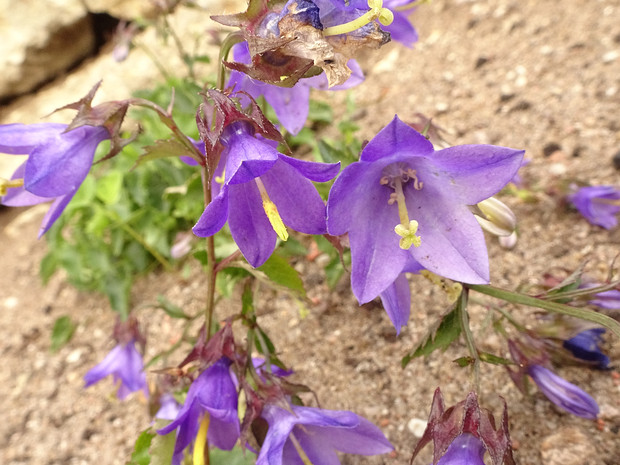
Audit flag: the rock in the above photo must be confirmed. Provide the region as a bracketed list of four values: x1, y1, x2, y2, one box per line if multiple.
[0, 0, 95, 101]
[82, 0, 165, 21]
[540, 427, 597, 465]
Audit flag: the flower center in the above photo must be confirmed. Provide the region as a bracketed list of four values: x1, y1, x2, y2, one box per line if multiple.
[380, 163, 423, 249]
[322, 0, 394, 37]
[255, 177, 289, 241]
[0, 177, 24, 197]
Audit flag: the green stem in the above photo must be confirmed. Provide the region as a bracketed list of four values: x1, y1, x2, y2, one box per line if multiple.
[457, 289, 480, 391]
[468, 284, 620, 338]
[202, 165, 217, 338]
[217, 32, 244, 91]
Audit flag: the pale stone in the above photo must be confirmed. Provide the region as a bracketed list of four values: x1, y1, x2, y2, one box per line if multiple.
[0, 0, 94, 101]
[540, 427, 597, 465]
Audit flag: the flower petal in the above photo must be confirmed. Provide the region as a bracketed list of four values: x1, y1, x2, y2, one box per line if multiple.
[347, 190, 409, 302]
[279, 154, 340, 182]
[260, 159, 328, 234]
[0, 123, 68, 154]
[225, 134, 279, 185]
[38, 193, 75, 238]
[379, 273, 411, 334]
[431, 145, 525, 204]
[406, 181, 490, 284]
[228, 181, 277, 267]
[2, 162, 51, 207]
[193, 186, 230, 237]
[25, 125, 109, 197]
[529, 365, 599, 419]
[360, 116, 434, 163]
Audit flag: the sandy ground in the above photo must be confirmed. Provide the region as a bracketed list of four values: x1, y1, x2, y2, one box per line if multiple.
[1, 0, 619, 464]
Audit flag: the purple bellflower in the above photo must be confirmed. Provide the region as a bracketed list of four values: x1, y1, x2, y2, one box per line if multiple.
[568, 185, 620, 229]
[563, 329, 610, 369]
[436, 434, 486, 465]
[257, 402, 393, 465]
[157, 358, 240, 465]
[0, 123, 110, 237]
[327, 116, 524, 327]
[84, 339, 148, 400]
[528, 364, 599, 420]
[193, 120, 340, 268]
[228, 42, 364, 135]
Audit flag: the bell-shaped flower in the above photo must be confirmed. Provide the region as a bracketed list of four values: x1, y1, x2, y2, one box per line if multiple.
[157, 358, 240, 465]
[527, 364, 599, 419]
[0, 123, 110, 236]
[562, 328, 610, 370]
[568, 185, 620, 229]
[155, 393, 182, 421]
[257, 402, 393, 465]
[83, 339, 148, 400]
[436, 434, 486, 465]
[327, 115, 524, 309]
[193, 120, 339, 268]
[228, 42, 364, 135]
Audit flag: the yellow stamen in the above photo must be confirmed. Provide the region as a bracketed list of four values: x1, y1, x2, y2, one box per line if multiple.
[323, 0, 394, 37]
[193, 414, 210, 465]
[255, 178, 289, 241]
[392, 177, 421, 249]
[0, 177, 24, 197]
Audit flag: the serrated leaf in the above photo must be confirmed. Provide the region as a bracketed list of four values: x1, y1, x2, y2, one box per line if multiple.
[402, 308, 462, 367]
[157, 295, 189, 319]
[127, 428, 156, 465]
[479, 352, 514, 366]
[257, 253, 305, 296]
[137, 139, 191, 167]
[50, 316, 76, 352]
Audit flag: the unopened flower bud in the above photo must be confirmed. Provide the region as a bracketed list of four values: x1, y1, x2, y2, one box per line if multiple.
[474, 196, 517, 237]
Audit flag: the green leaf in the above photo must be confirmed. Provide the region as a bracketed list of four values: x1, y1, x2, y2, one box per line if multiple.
[40, 253, 58, 284]
[210, 446, 256, 465]
[401, 308, 462, 367]
[50, 316, 76, 352]
[149, 421, 176, 465]
[157, 295, 189, 319]
[257, 253, 305, 296]
[137, 139, 193, 167]
[317, 140, 344, 164]
[479, 352, 514, 366]
[453, 356, 475, 367]
[307, 100, 333, 123]
[127, 428, 155, 465]
[96, 171, 123, 205]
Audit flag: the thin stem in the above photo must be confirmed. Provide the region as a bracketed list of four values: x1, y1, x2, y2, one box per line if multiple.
[468, 284, 620, 338]
[541, 280, 620, 301]
[457, 289, 480, 391]
[202, 165, 217, 338]
[217, 32, 244, 91]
